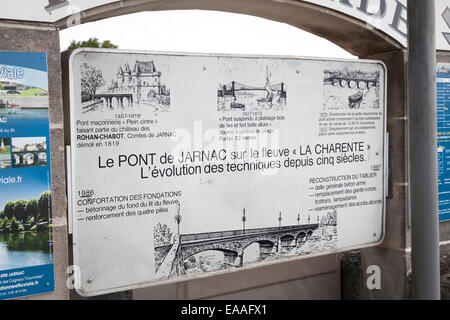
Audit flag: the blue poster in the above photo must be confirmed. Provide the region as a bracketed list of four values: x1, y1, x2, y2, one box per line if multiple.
[0, 51, 54, 299]
[437, 64, 450, 222]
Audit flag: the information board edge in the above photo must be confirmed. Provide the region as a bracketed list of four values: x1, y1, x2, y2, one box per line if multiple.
[0, 51, 55, 299]
[67, 48, 388, 297]
[436, 63, 450, 222]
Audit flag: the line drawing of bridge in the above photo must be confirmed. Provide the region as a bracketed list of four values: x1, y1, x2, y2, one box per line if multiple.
[324, 76, 379, 89]
[323, 70, 380, 90]
[155, 223, 319, 278]
[94, 92, 134, 108]
[218, 81, 287, 97]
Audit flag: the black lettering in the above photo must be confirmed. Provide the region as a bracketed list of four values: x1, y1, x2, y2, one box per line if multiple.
[357, 0, 386, 18]
[389, 0, 407, 38]
[45, 0, 68, 12]
[339, 0, 353, 8]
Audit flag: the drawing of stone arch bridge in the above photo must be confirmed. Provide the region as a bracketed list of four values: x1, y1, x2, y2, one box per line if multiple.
[324, 75, 379, 89]
[94, 92, 134, 108]
[155, 224, 319, 278]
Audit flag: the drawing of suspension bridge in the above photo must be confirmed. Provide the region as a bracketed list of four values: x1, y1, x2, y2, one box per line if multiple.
[217, 65, 287, 111]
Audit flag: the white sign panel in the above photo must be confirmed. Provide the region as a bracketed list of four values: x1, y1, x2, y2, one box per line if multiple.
[68, 49, 386, 296]
[2, 0, 450, 51]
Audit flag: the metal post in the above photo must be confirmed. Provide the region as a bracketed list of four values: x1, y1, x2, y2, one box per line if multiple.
[408, 0, 441, 300]
[242, 208, 246, 234]
[278, 212, 282, 228]
[174, 202, 181, 237]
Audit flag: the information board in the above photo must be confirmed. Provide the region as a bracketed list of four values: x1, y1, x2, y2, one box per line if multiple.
[437, 64, 450, 222]
[0, 51, 54, 299]
[68, 49, 386, 296]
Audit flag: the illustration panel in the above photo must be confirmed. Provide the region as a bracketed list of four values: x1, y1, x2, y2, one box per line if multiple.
[154, 209, 337, 280]
[323, 65, 380, 110]
[217, 65, 287, 112]
[79, 58, 170, 114]
[69, 50, 385, 296]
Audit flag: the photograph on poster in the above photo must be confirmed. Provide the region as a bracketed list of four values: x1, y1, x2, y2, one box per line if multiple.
[217, 65, 287, 112]
[0, 81, 49, 120]
[0, 186, 53, 271]
[0, 50, 54, 300]
[11, 137, 47, 168]
[323, 64, 380, 110]
[0, 138, 11, 169]
[80, 59, 170, 114]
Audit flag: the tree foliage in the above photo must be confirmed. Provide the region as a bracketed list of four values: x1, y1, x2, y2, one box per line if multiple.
[99, 40, 118, 49]
[1, 192, 51, 222]
[154, 223, 173, 247]
[67, 37, 118, 50]
[14, 199, 28, 222]
[0, 216, 7, 229]
[38, 192, 51, 221]
[81, 63, 105, 102]
[26, 198, 39, 222]
[67, 38, 116, 103]
[9, 216, 19, 233]
[4, 201, 15, 219]
[0, 192, 52, 233]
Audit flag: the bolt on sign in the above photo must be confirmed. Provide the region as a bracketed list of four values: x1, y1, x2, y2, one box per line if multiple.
[66, 49, 387, 296]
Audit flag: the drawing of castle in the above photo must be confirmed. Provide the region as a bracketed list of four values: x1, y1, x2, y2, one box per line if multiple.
[109, 60, 163, 104]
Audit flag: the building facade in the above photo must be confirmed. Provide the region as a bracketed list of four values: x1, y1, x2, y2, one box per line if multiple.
[111, 60, 162, 104]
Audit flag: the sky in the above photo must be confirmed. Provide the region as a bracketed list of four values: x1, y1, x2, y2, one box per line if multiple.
[0, 167, 49, 210]
[59, 10, 356, 59]
[60, 9, 357, 234]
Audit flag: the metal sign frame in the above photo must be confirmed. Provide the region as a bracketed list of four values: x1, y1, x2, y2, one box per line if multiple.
[66, 48, 387, 296]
